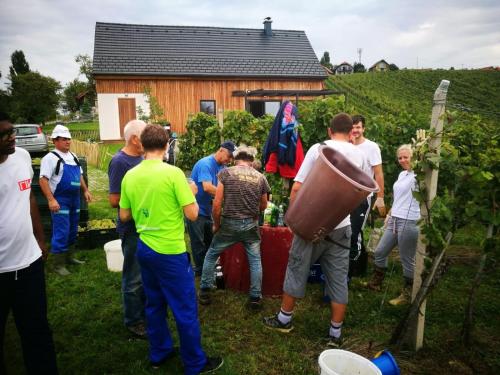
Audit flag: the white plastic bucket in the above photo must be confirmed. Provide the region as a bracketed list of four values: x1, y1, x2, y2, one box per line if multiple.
[104, 239, 123, 272]
[319, 349, 382, 375]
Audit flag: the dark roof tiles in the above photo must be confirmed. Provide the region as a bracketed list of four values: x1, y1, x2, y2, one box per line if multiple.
[93, 22, 326, 79]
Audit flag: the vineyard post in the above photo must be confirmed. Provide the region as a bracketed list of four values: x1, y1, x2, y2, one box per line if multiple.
[409, 79, 450, 350]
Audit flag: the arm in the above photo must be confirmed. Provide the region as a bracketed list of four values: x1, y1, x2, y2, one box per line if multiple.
[289, 181, 303, 206]
[30, 191, 48, 260]
[183, 202, 199, 222]
[372, 164, 386, 216]
[119, 208, 132, 222]
[201, 181, 217, 196]
[109, 193, 120, 208]
[212, 182, 224, 232]
[39, 176, 60, 213]
[189, 181, 198, 195]
[80, 175, 92, 203]
[259, 193, 268, 212]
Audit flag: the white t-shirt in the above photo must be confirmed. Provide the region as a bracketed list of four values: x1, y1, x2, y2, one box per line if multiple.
[355, 138, 382, 176]
[40, 149, 82, 193]
[294, 139, 365, 229]
[391, 171, 421, 221]
[0, 148, 42, 272]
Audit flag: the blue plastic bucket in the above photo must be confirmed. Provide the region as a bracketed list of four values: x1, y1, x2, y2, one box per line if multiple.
[370, 351, 400, 375]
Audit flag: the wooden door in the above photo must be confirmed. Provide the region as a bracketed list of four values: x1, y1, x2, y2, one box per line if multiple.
[118, 98, 136, 137]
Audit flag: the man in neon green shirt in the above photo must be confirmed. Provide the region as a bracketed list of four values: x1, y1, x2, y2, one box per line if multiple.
[119, 125, 223, 374]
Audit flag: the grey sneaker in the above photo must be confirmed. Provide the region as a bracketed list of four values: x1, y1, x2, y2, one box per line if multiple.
[127, 322, 147, 339]
[263, 314, 294, 333]
[199, 288, 211, 305]
[200, 356, 224, 374]
[326, 335, 343, 348]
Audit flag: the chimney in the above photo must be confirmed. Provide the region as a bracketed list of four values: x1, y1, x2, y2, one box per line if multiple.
[263, 17, 272, 37]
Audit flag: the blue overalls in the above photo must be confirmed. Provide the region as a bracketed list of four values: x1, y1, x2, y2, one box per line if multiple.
[50, 153, 81, 254]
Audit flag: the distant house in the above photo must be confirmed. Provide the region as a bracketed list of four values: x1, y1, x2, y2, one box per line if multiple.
[369, 59, 390, 72]
[333, 62, 353, 75]
[92, 19, 331, 140]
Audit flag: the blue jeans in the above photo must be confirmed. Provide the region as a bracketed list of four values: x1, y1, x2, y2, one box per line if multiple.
[186, 215, 213, 275]
[136, 240, 207, 375]
[200, 217, 262, 298]
[121, 231, 145, 327]
[373, 216, 419, 279]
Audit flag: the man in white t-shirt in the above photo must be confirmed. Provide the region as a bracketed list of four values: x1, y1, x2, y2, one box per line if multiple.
[349, 115, 386, 277]
[39, 125, 92, 275]
[0, 112, 58, 374]
[264, 113, 363, 348]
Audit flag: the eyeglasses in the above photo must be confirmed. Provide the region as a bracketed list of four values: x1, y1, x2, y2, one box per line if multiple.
[0, 128, 17, 141]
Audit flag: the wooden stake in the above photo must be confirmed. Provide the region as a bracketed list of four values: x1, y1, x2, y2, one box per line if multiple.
[409, 80, 450, 350]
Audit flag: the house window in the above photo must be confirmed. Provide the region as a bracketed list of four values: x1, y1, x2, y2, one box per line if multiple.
[248, 100, 281, 117]
[200, 100, 216, 115]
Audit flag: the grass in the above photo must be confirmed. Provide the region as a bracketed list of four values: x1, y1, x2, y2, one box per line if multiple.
[5, 168, 499, 374]
[43, 121, 99, 133]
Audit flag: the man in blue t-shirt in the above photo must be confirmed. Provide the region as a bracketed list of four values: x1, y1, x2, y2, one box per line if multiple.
[187, 141, 235, 276]
[108, 119, 147, 338]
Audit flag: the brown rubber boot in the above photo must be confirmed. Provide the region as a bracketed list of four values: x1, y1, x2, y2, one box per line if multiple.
[366, 266, 386, 291]
[389, 278, 413, 306]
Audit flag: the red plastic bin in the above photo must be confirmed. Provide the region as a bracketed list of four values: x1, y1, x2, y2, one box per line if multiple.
[219, 226, 293, 297]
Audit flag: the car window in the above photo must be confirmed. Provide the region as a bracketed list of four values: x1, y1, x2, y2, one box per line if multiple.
[16, 127, 39, 136]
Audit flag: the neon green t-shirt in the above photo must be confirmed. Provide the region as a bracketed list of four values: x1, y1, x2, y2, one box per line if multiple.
[119, 159, 195, 254]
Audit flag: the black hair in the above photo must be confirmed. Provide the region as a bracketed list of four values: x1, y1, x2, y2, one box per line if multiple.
[351, 114, 366, 127]
[0, 112, 12, 123]
[234, 151, 255, 162]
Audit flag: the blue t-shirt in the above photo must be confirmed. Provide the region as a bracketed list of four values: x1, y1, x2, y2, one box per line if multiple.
[108, 150, 143, 235]
[191, 155, 224, 217]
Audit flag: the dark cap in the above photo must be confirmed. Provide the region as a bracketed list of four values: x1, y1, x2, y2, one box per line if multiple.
[220, 141, 236, 154]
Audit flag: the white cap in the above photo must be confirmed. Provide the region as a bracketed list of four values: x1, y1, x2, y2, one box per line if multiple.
[51, 125, 71, 139]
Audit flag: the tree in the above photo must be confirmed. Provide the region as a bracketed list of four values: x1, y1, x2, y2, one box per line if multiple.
[62, 79, 88, 113]
[389, 63, 399, 71]
[9, 50, 30, 78]
[75, 54, 96, 104]
[353, 62, 366, 73]
[10, 71, 61, 123]
[320, 51, 333, 70]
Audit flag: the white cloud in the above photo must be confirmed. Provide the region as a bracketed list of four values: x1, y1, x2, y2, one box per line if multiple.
[1, 0, 499, 87]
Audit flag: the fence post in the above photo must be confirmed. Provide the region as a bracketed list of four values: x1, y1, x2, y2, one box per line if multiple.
[409, 79, 450, 350]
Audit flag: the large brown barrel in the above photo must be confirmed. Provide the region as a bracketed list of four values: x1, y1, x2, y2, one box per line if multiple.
[285, 145, 378, 243]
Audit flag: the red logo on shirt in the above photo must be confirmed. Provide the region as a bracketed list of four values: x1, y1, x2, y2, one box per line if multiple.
[18, 179, 31, 191]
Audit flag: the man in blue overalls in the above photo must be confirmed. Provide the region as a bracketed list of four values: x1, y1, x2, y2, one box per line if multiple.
[39, 125, 92, 275]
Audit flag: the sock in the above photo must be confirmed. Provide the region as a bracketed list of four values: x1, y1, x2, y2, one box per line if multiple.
[330, 321, 343, 338]
[277, 309, 293, 324]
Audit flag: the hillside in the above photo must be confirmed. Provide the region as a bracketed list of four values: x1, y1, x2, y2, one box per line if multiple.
[327, 70, 500, 124]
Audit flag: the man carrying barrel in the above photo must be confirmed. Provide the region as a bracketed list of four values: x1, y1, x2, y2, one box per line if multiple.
[263, 113, 365, 348]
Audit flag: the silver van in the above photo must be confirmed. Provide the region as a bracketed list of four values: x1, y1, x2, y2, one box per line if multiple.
[14, 124, 49, 154]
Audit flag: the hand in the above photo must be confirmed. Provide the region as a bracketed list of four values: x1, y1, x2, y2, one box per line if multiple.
[384, 214, 391, 227]
[212, 223, 220, 234]
[38, 239, 49, 261]
[48, 198, 60, 213]
[373, 197, 386, 217]
[84, 190, 92, 203]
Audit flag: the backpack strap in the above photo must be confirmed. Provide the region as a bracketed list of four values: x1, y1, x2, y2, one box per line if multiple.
[50, 151, 64, 176]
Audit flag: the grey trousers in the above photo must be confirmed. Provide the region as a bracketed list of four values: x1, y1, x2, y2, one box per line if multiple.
[373, 216, 419, 279]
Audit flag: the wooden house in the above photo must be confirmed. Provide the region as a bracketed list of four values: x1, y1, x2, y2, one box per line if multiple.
[92, 19, 332, 140]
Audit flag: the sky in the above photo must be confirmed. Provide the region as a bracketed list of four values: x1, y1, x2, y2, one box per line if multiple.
[1, 0, 499, 87]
